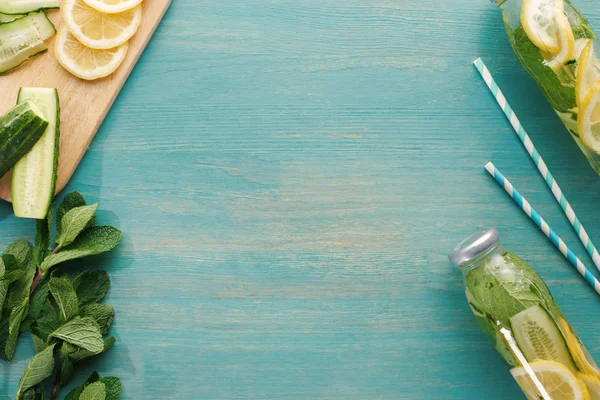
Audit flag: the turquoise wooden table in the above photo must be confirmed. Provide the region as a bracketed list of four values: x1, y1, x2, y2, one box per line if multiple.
[5, 0, 600, 398]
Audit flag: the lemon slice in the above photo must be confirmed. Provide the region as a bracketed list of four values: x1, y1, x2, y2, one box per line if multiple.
[558, 319, 600, 378]
[578, 82, 600, 153]
[579, 374, 600, 400]
[511, 360, 590, 400]
[62, 0, 142, 49]
[82, 0, 143, 13]
[543, 2, 575, 70]
[55, 28, 128, 80]
[521, 0, 562, 53]
[576, 42, 600, 106]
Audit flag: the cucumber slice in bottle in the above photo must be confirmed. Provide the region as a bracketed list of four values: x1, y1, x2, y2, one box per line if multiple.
[0, 100, 48, 177]
[510, 304, 577, 372]
[12, 88, 59, 219]
[0, 12, 56, 74]
[0, 13, 25, 24]
[0, 0, 59, 15]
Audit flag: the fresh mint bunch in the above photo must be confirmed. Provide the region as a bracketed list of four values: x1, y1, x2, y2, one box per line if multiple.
[0, 192, 123, 400]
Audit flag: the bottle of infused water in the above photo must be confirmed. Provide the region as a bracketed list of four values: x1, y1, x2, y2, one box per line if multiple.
[493, 0, 600, 173]
[449, 229, 600, 399]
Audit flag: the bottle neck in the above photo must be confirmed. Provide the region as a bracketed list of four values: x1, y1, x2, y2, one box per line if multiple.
[458, 241, 502, 274]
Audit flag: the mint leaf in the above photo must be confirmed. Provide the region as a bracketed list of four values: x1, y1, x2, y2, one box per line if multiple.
[29, 280, 50, 320]
[466, 251, 558, 326]
[31, 332, 46, 353]
[40, 227, 122, 272]
[49, 317, 103, 354]
[0, 257, 5, 304]
[16, 343, 55, 395]
[0, 317, 8, 359]
[80, 303, 114, 335]
[57, 192, 86, 238]
[79, 381, 106, 400]
[32, 300, 61, 341]
[4, 238, 34, 265]
[101, 377, 122, 400]
[65, 372, 100, 400]
[6, 240, 35, 309]
[49, 276, 79, 321]
[62, 336, 115, 362]
[61, 358, 74, 385]
[508, 26, 576, 113]
[56, 204, 98, 248]
[5, 298, 29, 361]
[23, 384, 44, 400]
[34, 205, 53, 267]
[74, 270, 110, 305]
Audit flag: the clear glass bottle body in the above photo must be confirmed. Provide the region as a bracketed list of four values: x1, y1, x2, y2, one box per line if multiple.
[496, 0, 600, 173]
[459, 241, 600, 399]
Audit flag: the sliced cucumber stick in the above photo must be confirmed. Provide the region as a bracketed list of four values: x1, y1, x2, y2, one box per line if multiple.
[510, 304, 577, 372]
[0, 12, 55, 74]
[0, 0, 59, 15]
[0, 100, 48, 177]
[12, 88, 59, 219]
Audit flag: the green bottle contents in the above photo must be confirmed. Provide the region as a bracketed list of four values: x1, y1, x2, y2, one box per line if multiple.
[449, 229, 600, 400]
[493, 0, 600, 173]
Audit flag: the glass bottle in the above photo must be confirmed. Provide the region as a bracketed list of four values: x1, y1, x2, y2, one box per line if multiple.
[449, 228, 600, 399]
[493, 0, 600, 173]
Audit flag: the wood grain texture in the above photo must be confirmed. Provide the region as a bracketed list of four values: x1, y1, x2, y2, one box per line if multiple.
[4, 0, 600, 398]
[0, 0, 172, 201]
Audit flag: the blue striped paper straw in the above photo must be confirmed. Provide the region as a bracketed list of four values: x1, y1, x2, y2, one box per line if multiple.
[486, 162, 600, 295]
[473, 58, 600, 273]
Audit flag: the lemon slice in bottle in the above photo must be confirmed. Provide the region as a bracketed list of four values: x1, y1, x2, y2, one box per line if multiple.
[579, 374, 600, 400]
[576, 42, 600, 106]
[521, 0, 562, 53]
[83, 0, 143, 14]
[55, 28, 128, 80]
[578, 82, 600, 153]
[542, 0, 575, 70]
[511, 360, 590, 400]
[62, 0, 142, 49]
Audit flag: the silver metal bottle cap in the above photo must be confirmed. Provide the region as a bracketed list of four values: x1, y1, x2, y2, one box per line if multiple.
[448, 228, 499, 267]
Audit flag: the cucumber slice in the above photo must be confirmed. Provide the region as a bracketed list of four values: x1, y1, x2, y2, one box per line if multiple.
[0, 13, 25, 24]
[0, 0, 59, 15]
[12, 88, 59, 219]
[0, 12, 54, 74]
[510, 304, 577, 372]
[0, 100, 48, 177]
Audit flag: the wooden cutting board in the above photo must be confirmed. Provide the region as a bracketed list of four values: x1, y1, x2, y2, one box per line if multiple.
[0, 0, 171, 202]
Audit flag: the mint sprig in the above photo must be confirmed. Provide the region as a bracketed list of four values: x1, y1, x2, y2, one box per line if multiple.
[0, 192, 123, 400]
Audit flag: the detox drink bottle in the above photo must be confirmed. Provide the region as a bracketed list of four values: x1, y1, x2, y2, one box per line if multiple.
[494, 0, 600, 173]
[449, 229, 600, 399]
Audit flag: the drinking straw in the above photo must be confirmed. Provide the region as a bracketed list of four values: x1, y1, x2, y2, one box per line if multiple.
[485, 162, 600, 295]
[473, 58, 600, 273]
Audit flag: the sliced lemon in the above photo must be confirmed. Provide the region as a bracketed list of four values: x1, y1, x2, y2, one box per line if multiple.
[579, 374, 600, 400]
[62, 0, 142, 49]
[511, 360, 590, 400]
[543, 2, 575, 70]
[55, 28, 128, 80]
[576, 42, 600, 106]
[558, 319, 600, 378]
[578, 82, 600, 153]
[521, 0, 562, 53]
[82, 0, 143, 13]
